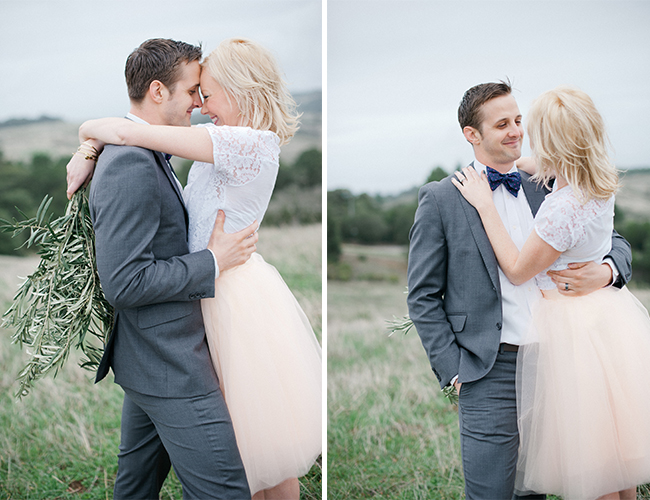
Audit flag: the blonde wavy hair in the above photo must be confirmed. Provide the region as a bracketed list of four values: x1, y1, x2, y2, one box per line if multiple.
[201, 38, 301, 146]
[527, 86, 618, 202]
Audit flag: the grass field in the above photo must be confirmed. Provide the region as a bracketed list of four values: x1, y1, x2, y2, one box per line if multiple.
[328, 243, 650, 499]
[0, 223, 322, 500]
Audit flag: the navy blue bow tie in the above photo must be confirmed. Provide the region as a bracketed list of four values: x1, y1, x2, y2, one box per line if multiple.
[485, 166, 521, 197]
[164, 153, 172, 162]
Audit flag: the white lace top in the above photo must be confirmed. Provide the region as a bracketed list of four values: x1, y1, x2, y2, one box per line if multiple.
[183, 124, 281, 253]
[533, 184, 614, 290]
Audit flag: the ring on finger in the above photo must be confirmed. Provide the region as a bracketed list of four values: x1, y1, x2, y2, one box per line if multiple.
[564, 283, 569, 291]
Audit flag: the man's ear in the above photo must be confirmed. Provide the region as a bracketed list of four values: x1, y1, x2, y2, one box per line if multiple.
[463, 126, 481, 146]
[148, 80, 167, 104]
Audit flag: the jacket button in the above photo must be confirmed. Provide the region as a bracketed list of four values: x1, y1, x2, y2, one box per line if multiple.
[496, 322, 502, 330]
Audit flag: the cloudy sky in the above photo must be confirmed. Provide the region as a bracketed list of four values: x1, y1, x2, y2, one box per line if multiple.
[327, 0, 650, 195]
[0, 0, 321, 122]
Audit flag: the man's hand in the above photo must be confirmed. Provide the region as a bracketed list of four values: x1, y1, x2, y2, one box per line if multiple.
[208, 210, 258, 273]
[547, 261, 613, 296]
[454, 380, 462, 396]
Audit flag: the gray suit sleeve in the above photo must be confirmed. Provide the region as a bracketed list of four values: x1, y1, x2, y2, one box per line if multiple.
[607, 230, 632, 287]
[407, 184, 460, 388]
[91, 147, 215, 309]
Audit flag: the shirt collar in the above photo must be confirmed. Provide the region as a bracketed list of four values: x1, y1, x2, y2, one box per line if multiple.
[126, 113, 171, 159]
[474, 158, 519, 175]
[126, 112, 149, 125]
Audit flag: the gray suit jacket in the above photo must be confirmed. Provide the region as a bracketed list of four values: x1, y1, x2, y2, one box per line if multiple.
[407, 168, 632, 389]
[90, 144, 219, 397]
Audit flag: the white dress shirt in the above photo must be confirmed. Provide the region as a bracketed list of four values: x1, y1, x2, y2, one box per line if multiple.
[473, 160, 542, 346]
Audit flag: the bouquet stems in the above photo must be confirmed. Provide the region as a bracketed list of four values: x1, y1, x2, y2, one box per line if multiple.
[1, 190, 114, 398]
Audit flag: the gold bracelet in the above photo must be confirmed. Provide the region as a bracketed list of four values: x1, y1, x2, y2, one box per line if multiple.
[76, 142, 99, 161]
[78, 143, 99, 159]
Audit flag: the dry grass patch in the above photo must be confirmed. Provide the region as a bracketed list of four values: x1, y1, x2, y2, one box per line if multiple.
[328, 279, 464, 499]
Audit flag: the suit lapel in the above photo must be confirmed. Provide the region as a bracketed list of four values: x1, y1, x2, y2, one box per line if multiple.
[153, 151, 189, 226]
[520, 170, 549, 216]
[460, 165, 550, 295]
[459, 163, 502, 294]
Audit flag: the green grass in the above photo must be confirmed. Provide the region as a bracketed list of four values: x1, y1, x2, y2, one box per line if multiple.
[0, 224, 322, 499]
[328, 278, 465, 500]
[328, 244, 650, 500]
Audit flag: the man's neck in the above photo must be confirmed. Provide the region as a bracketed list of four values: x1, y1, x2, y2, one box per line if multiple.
[474, 153, 515, 174]
[128, 105, 164, 126]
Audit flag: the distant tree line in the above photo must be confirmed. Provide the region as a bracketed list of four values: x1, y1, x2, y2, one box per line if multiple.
[327, 167, 447, 262]
[0, 147, 321, 256]
[0, 115, 62, 129]
[328, 166, 650, 285]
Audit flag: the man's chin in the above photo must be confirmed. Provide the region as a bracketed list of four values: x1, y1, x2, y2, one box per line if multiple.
[508, 149, 522, 162]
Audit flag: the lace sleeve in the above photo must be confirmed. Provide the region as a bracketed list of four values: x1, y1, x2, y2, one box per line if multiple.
[200, 124, 280, 186]
[534, 192, 580, 252]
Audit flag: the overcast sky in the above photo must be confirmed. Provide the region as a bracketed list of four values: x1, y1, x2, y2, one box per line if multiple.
[0, 0, 321, 122]
[327, 0, 650, 195]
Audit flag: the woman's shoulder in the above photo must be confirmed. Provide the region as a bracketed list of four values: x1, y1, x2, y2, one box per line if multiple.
[199, 123, 279, 141]
[200, 124, 280, 159]
[546, 186, 614, 214]
[536, 186, 613, 244]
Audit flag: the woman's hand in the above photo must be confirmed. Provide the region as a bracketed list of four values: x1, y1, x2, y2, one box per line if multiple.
[451, 166, 493, 212]
[66, 139, 104, 199]
[66, 155, 95, 199]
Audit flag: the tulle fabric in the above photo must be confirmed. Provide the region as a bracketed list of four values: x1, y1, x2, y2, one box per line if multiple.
[515, 287, 650, 499]
[200, 253, 322, 495]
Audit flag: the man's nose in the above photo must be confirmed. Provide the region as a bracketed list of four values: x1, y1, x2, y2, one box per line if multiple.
[508, 123, 522, 137]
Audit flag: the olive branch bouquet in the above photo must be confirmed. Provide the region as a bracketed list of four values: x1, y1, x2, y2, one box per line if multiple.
[1, 190, 114, 398]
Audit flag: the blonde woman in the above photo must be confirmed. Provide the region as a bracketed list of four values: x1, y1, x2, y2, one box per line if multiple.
[67, 38, 321, 500]
[452, 86, 650, 500]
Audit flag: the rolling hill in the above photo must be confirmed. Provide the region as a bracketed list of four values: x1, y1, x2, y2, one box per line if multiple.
[0, 90, 322, 165]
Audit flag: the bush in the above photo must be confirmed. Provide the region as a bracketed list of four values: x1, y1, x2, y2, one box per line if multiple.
[327, 261, 352, 281]
[327, 212, 342, 263]
[327, 166, 445, 247]
[0, 152, 69, 255]
[615, 219, 650, 285]
[265, 185, 321, 226]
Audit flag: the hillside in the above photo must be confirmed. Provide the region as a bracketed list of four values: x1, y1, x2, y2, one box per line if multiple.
[376, 167, 650, 221]
[616, 168, 650, 221]
[0, 90, 322, 165]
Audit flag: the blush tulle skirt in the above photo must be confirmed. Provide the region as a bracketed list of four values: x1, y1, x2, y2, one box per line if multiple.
[201, 253, 322, 495]
[515, 286, 650, 499]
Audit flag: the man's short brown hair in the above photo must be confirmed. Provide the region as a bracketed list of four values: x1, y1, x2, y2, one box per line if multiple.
[458, 80, 512, 133]
[125, 38, 202, 103]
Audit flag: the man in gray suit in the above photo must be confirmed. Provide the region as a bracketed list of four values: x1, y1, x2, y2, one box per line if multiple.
[407, 81, 631, 499]
[89, 39, 253, 499]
